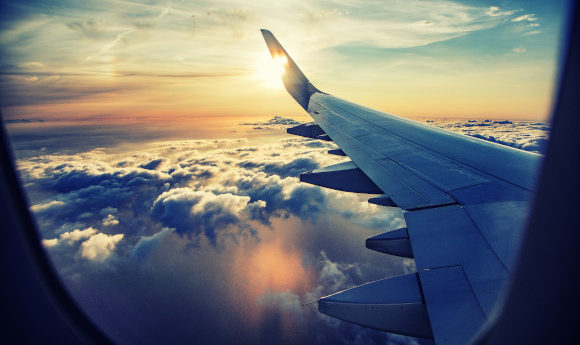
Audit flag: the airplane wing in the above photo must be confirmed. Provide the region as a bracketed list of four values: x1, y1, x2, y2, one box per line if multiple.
[260, 29, 542, 345]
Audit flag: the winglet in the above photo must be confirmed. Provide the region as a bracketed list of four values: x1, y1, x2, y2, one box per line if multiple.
[260, 29, 321, 110]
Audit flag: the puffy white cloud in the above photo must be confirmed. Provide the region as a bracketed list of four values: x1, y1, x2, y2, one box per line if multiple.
[192, 192, 250, 216]
[41, 227, 125, 264]
[60, 227, 98, 245]
[102, 214, 119, 226]
[42, 238, 59, 248]
[80, 233, 124, 262]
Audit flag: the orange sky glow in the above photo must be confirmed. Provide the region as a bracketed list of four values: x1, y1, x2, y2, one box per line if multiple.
[0, 0, 566, 125]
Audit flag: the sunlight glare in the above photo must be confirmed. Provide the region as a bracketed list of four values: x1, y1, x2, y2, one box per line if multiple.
[253, 54, 287, 90]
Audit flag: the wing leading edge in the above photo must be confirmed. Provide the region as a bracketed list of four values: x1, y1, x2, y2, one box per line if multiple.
[260, 29, 540, 345]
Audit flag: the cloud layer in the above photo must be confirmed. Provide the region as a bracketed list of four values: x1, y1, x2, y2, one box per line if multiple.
[16, 116, 547, 345]
[427, 118, 549, 154]
[19, 120, 415, 344]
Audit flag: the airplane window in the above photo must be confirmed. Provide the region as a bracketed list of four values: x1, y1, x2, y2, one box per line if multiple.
[0, 1, 570, 344]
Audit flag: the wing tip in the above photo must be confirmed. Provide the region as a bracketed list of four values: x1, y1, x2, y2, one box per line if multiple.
[259, 29, 274, 42]
[258, 28, 321, 110]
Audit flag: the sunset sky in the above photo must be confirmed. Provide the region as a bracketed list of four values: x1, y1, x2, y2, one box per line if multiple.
[2, 2, 566, 344]
[0, 0, 569, 122]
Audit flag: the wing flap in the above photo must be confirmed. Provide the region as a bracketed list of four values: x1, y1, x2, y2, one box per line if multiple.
[405, 205, 510, 317]
[365, 228, 413, 258]
[299, 161, 382, 194]
[287, 122, 325, 139]
[327, 148, 346, 156]
[318, 273, 434, 338]
[419, 267, 487, 345]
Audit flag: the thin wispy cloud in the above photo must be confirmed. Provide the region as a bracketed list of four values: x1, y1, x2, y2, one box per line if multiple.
[525, 30, 542, 36]
[85, 29, 134, 62]
[66, 19, 104, 40]
[512, 13, 538, 22]
[485, 6, 515, 17]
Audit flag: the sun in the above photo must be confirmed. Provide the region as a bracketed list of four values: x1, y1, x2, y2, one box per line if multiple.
[252, 53, 287, 90]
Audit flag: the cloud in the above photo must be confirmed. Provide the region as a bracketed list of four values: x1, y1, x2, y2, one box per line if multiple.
[60, 227, 98, 245]
[317, 250, 360, 292]
[239, 157, 321, 178]
[84, 29, 134, 62]
[427, 118, 549, 154]
[151, 188, 255, 243]
[3, 118, 45, 124]
[133, 227, 174, 259]
[42, 238, 59, 248]
[139, 158, 165, 170]
[80, 232, 124, 262]
[258, 289, 303, 315]
[0, 76, 141, 107]
[30, 200, 65, 212]
[485, 6, 515, 17]
[191, 7, 251, 38]
[470, 133, 548, 153]
[240, 116, 302, 129]
[66, 19, 103, 40]
[41, 227, 126, 261]
[512, 14, 538, 22]
[102, 214, 119, 226]
[14, 117, 547, 344]
[512, 47, 527, 54]
[21, 126, 404, 252]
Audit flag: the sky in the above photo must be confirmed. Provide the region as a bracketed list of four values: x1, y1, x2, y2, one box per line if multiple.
[0, 0, 570, 122]
[0, 1, 567, 344]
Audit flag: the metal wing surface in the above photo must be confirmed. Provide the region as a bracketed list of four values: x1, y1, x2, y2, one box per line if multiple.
[261, 29, 542, 345]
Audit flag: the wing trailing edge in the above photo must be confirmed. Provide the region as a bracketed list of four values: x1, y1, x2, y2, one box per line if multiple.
[318, 273, 434, 338]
